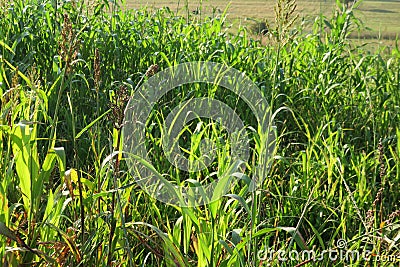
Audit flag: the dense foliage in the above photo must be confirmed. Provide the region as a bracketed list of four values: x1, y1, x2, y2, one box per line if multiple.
[0, 0, 399, 266]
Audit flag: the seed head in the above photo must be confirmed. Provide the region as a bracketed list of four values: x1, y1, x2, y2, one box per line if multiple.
[145, 64, 159, 77]
[385, 209, 400, 225]
[94, 48, 101, 92]
[378, 139, 386, 181]
[59, 13, 80, 74]
[109, 85, 130, 130]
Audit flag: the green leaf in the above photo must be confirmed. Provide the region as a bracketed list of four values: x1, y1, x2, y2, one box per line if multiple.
[218, 239, 234, 255]
[278, 226, 308, 251]
[225, 194, 250, 214]
[75, 109, 111, 139]
[128, 222, 189, 267]
[0, 222, 17, 242]
[3, 59, 32, 88]
[0, 40, 15, 54]
[11, 123, 39, 211]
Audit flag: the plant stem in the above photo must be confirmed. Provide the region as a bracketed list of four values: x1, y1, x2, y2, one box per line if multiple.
[107, 125, 122, 266]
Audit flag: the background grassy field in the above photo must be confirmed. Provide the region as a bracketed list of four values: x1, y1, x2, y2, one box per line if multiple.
[126, 0, 400, 46]
[1, 0, 399, 266]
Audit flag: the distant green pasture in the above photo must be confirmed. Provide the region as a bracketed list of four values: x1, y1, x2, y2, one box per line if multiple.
[125, 0, 400, 46]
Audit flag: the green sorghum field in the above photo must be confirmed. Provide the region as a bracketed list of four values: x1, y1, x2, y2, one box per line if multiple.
[0, 0, 399, 266]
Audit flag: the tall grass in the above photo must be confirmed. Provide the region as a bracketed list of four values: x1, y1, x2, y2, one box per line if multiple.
[0, 0, 399, 266]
